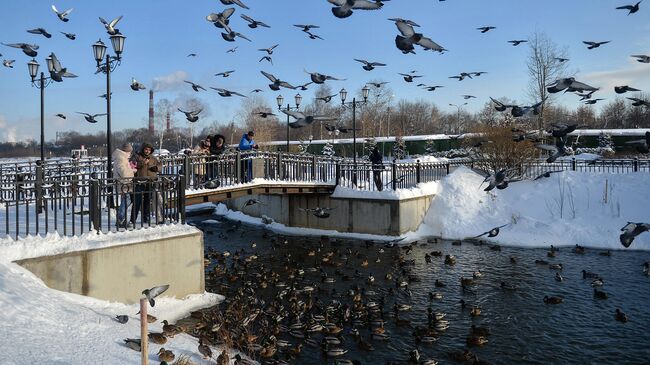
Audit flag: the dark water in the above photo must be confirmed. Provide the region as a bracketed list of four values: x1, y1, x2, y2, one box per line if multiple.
[185, 213, 650, 365]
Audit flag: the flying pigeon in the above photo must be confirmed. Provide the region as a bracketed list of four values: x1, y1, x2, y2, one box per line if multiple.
[555, 57, 570, 63]
[508, 40, 527, 46]
[178, 108, 202, 122]
[241, 198, 265, 210]
[354, 58, 386, 71]
[490, 97, 514, 112]
[462, 95, 477, 100]
[142, 284, 169, 307]
[241, 14, 270, 28]
[294, 24, 320, 32]
[616, 1, 642, 15]
[61, 32, 76, 40]
[390, 18, 445, 54]
[547, 78, 598, 94]
[2, 60, 15, 68]
[305, 31, 324, 40]
[215, 70, 235, 77]
[631, 54, 650, 63]
[98, 93, 112, 99]
[77, 112, 107, 123]
[423, 85, 444, 92]
[583, 41, 610, 50]
[258, 44, 278, 55]
[306, 71, 344, 84]
[206, 8, 235, 29]
[627, 97, 650, 108]
[55, 113, 66, 119]
[509, 98, 546, 118]
[535, 138, 569, 163]
[477, 169, 515, 191]
[251, 89, 263, 93]
[184, 80, 206, 92]
[226, 47, 238, 53]
[576, 90, 597, 100]
[52, 5, 73, 22]
[130, 78, 146, 91]
[220, 0, 249, 9]
[281, 110, 335, 128]
[210, 87, 247, 98]
[548, 123, 580, 138]
[328, 0, 388, 19]
[99, 15, 123, 35]
[316, 94, 338, 103]
[533, 170, 564, 180]
[27, 28, 52, 38]
[259, 56, 272, 64]
[624, 131, 650, 152]
[398, 73, 423, 82]
[296, 82, 313, 91]
[473, 224, 508, 238]
[187, 53, 197, 57]
[261, 71, 295, 91]
[477, 26, 496, 33]
[614, 85, 640, 94]
[48, 52, 77, 82]
[220, 24, 252, 42]
[584, 98, 605, 105]
[620, 222, 650, 248]
[255, 111, 276, 118]
[367, 81, 389, 88]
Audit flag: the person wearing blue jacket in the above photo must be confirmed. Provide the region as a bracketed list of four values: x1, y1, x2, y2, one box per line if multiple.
[238, 131, 258, 182]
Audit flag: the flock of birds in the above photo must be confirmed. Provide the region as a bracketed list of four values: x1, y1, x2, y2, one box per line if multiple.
[2, 1, 648, 130]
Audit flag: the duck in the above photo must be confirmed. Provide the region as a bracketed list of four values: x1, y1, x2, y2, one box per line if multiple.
[162, 320, 182, 337]
[416, 335, 438, 344]
[216, 350, 230, 365]
[615, 308, 628, 323]
[370, 332, 390, 341]
[549, 263, 563, 270]
[472, 270, 483, 278]
[543, 295, 563, 304]
[582, 270, 599, 279]
[325, 347, 348, 357]
[593, 288, 608, 299]
[547, 250, 556, 258]
[555, 273, 564, 282]
[429, 292, 443, 300]
[535, 259, 549, 265]
[467, 335, 489, 346]
[148, 332, 167, 345]
[470, 307, 481, 317]
[444, 255, 456, 265]
[500, 281, 517, 291]
[434, 279, 446, 288]
[573, 244, 586, 254]
[452, 240, 462, 246]
[158, 348, 175, 362]
[199, 339, 212, 358]
[599, 250, 611, 257]
[591, 278, 604, 287]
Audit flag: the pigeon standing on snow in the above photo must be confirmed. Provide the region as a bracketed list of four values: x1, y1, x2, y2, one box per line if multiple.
[620, 222, 650, 248]
[142, 284, 170, 307]
[52, 5, 73, 22]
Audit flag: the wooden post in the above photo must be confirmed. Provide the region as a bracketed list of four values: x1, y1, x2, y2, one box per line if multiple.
[140, 298, 148, 365]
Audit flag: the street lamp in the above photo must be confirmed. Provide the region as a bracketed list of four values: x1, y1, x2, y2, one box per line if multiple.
[449, 103, 467, 134]
[27, 56, 58, 164]
[276, 93, 302, 153]
[339, 85, 370, 182]
[92, 34, 125, 179]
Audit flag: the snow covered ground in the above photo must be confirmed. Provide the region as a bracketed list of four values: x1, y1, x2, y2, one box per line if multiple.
[331, 181, 439, 200]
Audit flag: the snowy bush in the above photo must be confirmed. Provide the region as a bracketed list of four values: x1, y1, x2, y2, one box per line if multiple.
[393, 136, 406, 160]
[425, 140, 437, 155]
[362, 137, 377, 161]
[322, 141, 335, 157]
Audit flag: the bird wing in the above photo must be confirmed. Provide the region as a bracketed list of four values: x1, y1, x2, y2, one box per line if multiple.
[231, 91, 247, 97]
[210, 87, 227, 93]
[569, 80, 598, 92]
[99, 16, 108, 25]
[2, 43, 25, 49]
[51, 4, 59, 14]
[352, 0, 383, 9]
[261, 70, 277, 82]
[621, 222, 636, 233]
[76, 112, 90, 117]
[62, 71, 77, 78]
[240, 14, 254, 23]
[395, 20, 415, 37]
[535, 144, 558, 153]
[278, 81, 296, 89]
[616, 5, 634, 9]
[235, 33, 252, 41]
[582, 41, 595, 46]
[281, 109, 305, 119]
[50, 53, 63, 72]
[417, 37, 444, 51]
[354, 58, 368, 65]
[27, 29, 41, 34]
[92, 113, 107, 117]
[109, 15, 123, 28]
[222, 7, 236, 19]
[147, 284, 170, 299]
[328, 0, 347, 4]
[61, 7, 73, 17]
[177, 108, 188, 114]
[232, 0, 250, 9]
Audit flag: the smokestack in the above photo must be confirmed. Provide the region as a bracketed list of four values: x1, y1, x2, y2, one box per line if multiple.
[148, 89, 154, 133]
[166, 111, 170, 131]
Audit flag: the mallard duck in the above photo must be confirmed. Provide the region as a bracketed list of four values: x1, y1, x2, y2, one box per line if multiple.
[162, 320, 182, 337]
[199, 339, 212, 359]
[615, 308, 628, 323]
[591, 278, 604, 287]
[326, 348, 348, 357]
[472, 270, 483, 278]
[543, 295, 563, 304]
[594, 288, 608, 299]
[429, 292, 443, 300]
[555, 273, 564, 282]
[416, 336, 438, 344]
[217, 350, 229, 365]
[158, 348, 175, 362]
[573, 244, 585, 254]
[467, 336, 489, 346]
[444, 255, 456, 265]
[549, 263, 563, 270]
[460, 277, 474, 286]
[470, 307, 481, 317]
[547, 250, 556, 258]
[148, 332, 167, 345]
[260, 345, 277, 358]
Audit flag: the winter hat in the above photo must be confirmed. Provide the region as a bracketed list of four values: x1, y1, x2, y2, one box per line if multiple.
[120, 143, 133, 153]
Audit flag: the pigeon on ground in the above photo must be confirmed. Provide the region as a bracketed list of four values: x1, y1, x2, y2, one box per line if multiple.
[115, 315, 129, 324]
[130, 78, 146, 91]
[547, 78, 598, 94]
[328, 0, 388, 19]
[77, 112, 107, 124]
[624, 131, 650, 153]
[55, 113, 66, 119]
[220, 0, 249, 9]
[184, 80, 206, 92]
[474, 224, 508, 238]
[477, 26, 496, 33]
[627, 97, 650, 108]
[281, 110, 335, 128]
[261, 71, 295, 90]
[210, 87, 247, 98]
[258, 44, 278, 55]
[178, 108, 202, 122]
[52, 5, 73, 22]
[99, 16, 123, 35]
[615, 85, 640, 94]
[215, 70, 235, 77]
[620, 222, 650, 248]
[616, 1, 642, 15]
[399, 73, 422, 82]
[300, 207, 335, 218]
[61, 32, 76, 40]
[294, 24, 320, 32]
[48, 53, 77, 82]
[2, 60, 15, 68]
[124, 338, 141, 352]
[354, 58, 386, 71]
[206, 8, 235, 29]
[583, 41, 610, 49]
[631, 54, 650, 63]
[508, 40, 527, 46]
[27, 28, 52, 38]
[306, 71, 344, 84]
[390, 18, 445, 54]
[142, 284, 170, 307]
[241, 14, 270, 28]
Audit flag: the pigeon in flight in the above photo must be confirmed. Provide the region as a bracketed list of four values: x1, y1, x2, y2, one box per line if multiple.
[477, 26, 496, 33]
[99, 16, 123, 35]
[184, 80, 206, 92]
[187, 53, 197, 57]
[220, 0, 249, 9]
[576, 90, 597, 100]
[316, 94, 338, 103]
[130, 78, 146, 91]
[241, 198, 265, 210]
[220, 24, 252, 42]
[98, 93, 112, 99]
[583, 41, 610, 49]
[296, 82, 313, 91]
[294, 24, 320, 32]
[627, 97, 650, 108]
[399, 73, 422, 82]
[48, 53, 77, 82]
[55, 113, 66, 119]
[178, 108, 202, 122]
[305, 31, 324, 40]
[258, 44, 278, 55]
[510, 98, 546, 118]
[616, 1, 642, 15]
[536, 138, 569, 163]
[261, 71, 296, 91]
[490, 97, 514, 112]
[631, 54, 650, 63]
[508, 40, 527, 46]
[215, 70, 235, 77]
[547, 78, 598, 94]
[328, 0, 388, 19]
[61, 32, 76, 40]
[390, 18, 446, 54]
[206, 8, 235, 29]
[534, 170, 563, 180]
[142, 284, 169, 307]
[241, 14, 270, 28]
[449, 73, 472, 81]
[472, 72, 488, 77]
[462, 95, 477, 100]
[548, 123, 580, 138]
[473, 224, 508, 238]
[300, 207, 335, 218]
[2, 60, 15, 68]
[625, 131, 650, 152]
[210, 87, 247, 98]
[614, 85, 640, 94]
[306, 71, 344, 84]
[259, 56, 272, 64]
[255, 111, 276, 118]
[584, 98, 604, 105]
[226, 47, 238, 53]
[477, 169, 516, 191]
[354, 59, 386, 71]
[27, 28, 52, 38]
[423, 85, 444, 92]
[620, 222, 650, 248]
[282, 110, 334, 128]
[52, 5, 73, 22]
[251, 89, 263, 93]
[367, 81, 389, 88]
[555, 57, 570, 63]
[77, 112, 107, 124]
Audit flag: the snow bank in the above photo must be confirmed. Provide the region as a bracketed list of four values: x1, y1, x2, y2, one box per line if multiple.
[416, 166, 650, 250]
[331, 181, 439, 200]
[187, 178, 334, 196]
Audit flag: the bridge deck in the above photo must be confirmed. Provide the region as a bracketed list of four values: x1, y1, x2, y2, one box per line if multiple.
[185, 182, 335, 206]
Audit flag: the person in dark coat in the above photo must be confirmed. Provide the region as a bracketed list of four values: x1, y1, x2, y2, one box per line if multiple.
[130, 142, 162, 225]
[370, 146, 384, 191]
[207, 134, 227, 181]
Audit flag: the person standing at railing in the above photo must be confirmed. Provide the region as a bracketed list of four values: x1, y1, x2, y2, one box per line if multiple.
[192, 139, 211, 187]
[112, 143, 135, 228]
[238, 131, 259, 183]
[131, 142, 163, 225]
[208, 134, 227, 182]
[370, 146, 384, 191]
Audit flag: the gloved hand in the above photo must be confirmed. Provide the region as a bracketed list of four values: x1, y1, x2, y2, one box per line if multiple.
[149, 166, 159, 173]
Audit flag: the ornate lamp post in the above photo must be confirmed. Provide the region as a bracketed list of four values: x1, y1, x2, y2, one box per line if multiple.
[339, 85, 370, 173]
[276, 93, 302, 153]
[27, 56, 56, 163]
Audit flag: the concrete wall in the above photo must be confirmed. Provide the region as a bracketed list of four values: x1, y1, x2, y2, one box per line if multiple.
[15, 231, 204, 304]
[227, 193, 433, 236]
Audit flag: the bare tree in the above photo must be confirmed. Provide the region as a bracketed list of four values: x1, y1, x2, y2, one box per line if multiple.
[153, 98, 175, 150]
[526, 31, 569, 131]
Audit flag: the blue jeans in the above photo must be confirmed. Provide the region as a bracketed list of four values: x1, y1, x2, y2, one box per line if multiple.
[117, 193, 132, 227]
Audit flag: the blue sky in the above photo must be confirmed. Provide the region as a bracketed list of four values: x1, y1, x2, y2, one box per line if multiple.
[0, 0, 648, 142]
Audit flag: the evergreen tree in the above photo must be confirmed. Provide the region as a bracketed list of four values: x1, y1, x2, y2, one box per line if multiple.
[598, 132, 613, 149]
[392, 136, 406, 160]
[363, 137, 377, 160]
[298, 139, 310, 154]
[425, 139, 437, 154]
[322, 141, 335, 157]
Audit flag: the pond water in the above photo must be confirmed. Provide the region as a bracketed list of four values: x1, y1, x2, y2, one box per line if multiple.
[183, 212, 650, 365]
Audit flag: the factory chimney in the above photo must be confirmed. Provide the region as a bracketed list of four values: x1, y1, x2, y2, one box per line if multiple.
[148, 89, 154, 133]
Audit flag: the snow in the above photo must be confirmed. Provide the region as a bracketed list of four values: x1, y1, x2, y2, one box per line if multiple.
[557, 153, 602, 161]
[414, 166, 650, 250]
[331, 181, 439, 200]
[186, 178, 334, 196]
